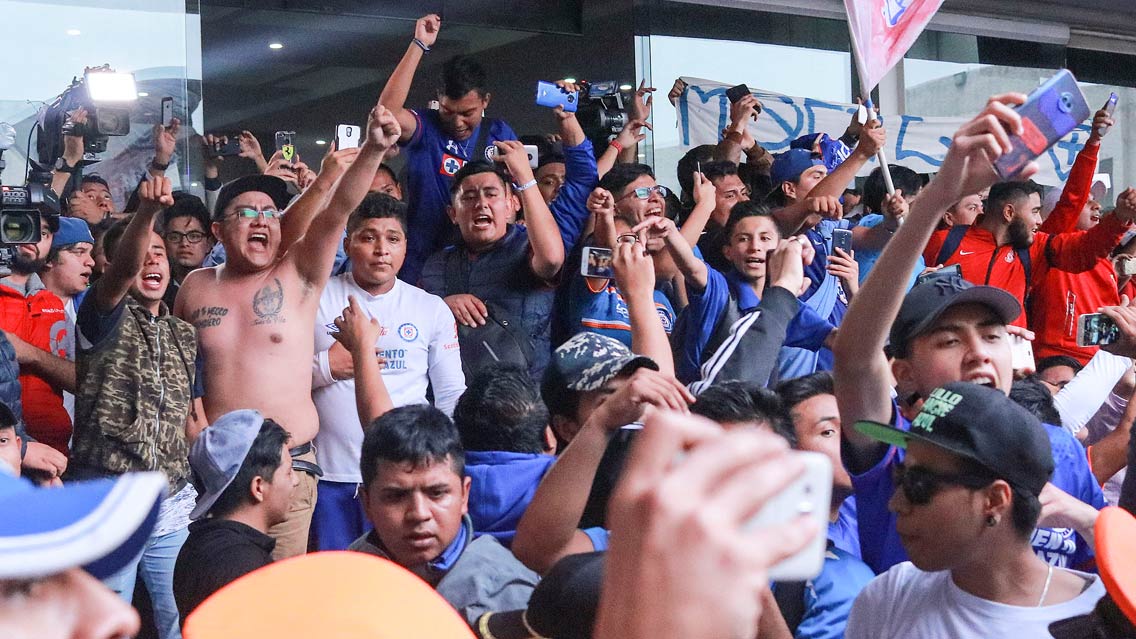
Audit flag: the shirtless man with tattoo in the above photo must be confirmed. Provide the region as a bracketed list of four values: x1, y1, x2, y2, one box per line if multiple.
[174, 102, 402, 558]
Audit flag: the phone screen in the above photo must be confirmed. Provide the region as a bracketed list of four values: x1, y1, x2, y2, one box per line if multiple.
[581, 247, 614, 279]
[1078, 313, 1120, 347]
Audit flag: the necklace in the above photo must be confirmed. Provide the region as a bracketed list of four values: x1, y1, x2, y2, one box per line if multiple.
[1036, 564, 1054, 607]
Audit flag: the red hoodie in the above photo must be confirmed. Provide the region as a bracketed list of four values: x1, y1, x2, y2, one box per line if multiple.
[923, 152, 1128, 329]
[1028, 144, 1118, 364]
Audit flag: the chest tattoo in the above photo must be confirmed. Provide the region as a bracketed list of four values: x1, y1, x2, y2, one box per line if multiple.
[252, 278, 286, 325]
[189, 306, 229, 330]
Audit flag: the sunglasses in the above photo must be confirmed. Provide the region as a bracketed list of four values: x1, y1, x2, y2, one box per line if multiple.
[618, 185, 670, 201]
[891, 461, 994, 506]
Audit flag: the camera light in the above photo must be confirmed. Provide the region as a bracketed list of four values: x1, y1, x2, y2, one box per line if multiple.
[85, 71, 138, 103]
[269, 42, 284, 50]
[137, 92, 149, 97]
[619, 83, 633, 91]
[315, 139, 326, 145]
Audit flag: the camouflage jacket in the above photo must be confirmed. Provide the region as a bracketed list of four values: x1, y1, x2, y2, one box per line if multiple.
[68, 296, 196, 493]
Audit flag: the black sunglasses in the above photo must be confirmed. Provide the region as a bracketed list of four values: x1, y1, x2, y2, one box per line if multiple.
[892, 461, 995, 506]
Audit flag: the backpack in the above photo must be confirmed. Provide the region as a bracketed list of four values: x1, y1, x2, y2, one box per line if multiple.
[443, 248, 534, 380]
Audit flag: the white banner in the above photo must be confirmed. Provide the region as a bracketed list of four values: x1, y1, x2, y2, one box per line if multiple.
[675, 76, 1095, 186]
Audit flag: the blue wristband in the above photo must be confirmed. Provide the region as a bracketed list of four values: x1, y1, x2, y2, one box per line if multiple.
[513, 179, 537, 192]
[412, 38, 431, 53]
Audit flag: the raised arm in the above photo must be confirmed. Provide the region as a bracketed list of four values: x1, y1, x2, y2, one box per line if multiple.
[1045, 189, 1136, 274]
[643, 215, 707, 291]
[334, 296, 394, 428]
[612, 230, 675, 377]
[492, 140, 564, 279]
[377, 14, 440, 143]
[94, 176, 172, 313]
[1039, 108, 1112, 235]
[716, 93, 761, 164]
[596, 120, 648, 179]
[51, 108, 86, 197]
[678, 170, 717, 248]
[834, 93, 1033, 469]
[292, 103, 399, 286]
[276, 145, 359, 255]
[548, 84, 600, 254]
[148, 118, 179, 179]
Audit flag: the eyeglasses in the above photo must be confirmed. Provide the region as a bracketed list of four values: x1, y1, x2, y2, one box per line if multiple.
[164, 230, 207, 244]
[618, 185, 670, 201]
[229, 207, 282, 220]
[891, 461, 994, 506]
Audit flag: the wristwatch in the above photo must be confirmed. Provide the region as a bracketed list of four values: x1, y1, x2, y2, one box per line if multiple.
[54, 157, 78, 174]
[150, 158, 171, 171]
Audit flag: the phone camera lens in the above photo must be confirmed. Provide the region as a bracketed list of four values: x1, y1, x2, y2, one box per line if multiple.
[1058, 93, 1074, 114]
[567, 94, 575, 103]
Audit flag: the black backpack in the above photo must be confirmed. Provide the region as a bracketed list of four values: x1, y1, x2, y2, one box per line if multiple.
[443, 248, 534, 380]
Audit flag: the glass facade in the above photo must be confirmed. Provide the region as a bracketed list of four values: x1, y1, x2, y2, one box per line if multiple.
[0, 0, 202, 206]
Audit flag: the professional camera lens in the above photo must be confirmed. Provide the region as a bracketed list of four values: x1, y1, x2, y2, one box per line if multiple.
[0, 211, 39, 244]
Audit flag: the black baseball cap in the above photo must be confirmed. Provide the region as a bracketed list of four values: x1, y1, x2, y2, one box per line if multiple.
[212, 175, 292, 221]
[855, 382, 1054, 496]
[889, 275, 1021, 358]
[475, 551, 604, 639]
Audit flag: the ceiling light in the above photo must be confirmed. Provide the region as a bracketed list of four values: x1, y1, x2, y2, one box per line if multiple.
[315, 139, 326, 145]
[619, 83, 633, 91]
[190, 182, 199, 187]
[66, 29, 81, 36]
[137, 91, 149, 97]
[562, 77, 576, 84]
[268, 42, 284, 50]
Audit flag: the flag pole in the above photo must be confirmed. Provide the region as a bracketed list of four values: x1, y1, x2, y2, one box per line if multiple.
[846, 16, 897, 196]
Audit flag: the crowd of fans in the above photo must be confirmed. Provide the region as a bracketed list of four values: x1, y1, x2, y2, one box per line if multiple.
[4, 12, 1136, 639]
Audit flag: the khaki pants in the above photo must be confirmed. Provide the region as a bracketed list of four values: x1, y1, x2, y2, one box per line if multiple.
[268, 449, 318, 560]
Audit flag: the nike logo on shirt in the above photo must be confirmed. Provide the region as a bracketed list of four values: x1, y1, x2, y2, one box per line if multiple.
[959, 250, 975, 255]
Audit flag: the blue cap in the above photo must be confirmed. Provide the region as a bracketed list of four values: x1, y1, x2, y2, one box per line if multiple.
[0, 468, 165, 579]
[189, 409, 265, 520]
[548, 332, 658, 392]
[770, 148, 825, 186]
[51, 217, 95, 249]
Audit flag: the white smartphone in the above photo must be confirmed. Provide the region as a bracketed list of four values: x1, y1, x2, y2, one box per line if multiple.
[486, 144, 540, 169]
[747, 451, 832, 582]
[1009, 334, 1036, 373]
[160, 97, 174, 127]
[581, 246, 614, 279]
[1077, 313, 1120, 347]
[335, 124, 360, 150]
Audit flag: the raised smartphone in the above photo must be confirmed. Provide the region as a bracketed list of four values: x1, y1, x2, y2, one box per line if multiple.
[536, 81, 578, 113]
[486, 144, 539, 169]
[207, 136, 242, 158]
[831, 228, 852, 254]
[749, 451, 833, 582]
[994, 69, 1090, 179]
[1077, 313, 1120, 347]
[160, 97, 174, 127]
[726, 83, 751, 103]
[581, 246, 614, 279]
[1097, 93, 1119, 137]
[1010, 334, 1036, 373]
[335, 124, 360, 150]
[275, 131, 296, 164]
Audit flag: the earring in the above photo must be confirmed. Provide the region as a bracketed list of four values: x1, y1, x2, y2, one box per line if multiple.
[986, 515, 998, 527]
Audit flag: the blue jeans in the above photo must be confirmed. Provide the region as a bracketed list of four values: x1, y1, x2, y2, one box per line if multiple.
[103, 525, 189, 639]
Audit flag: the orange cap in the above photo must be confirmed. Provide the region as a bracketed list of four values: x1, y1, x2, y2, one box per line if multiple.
[1094, 507, 1136, 627]
[183, 551, 476, 639]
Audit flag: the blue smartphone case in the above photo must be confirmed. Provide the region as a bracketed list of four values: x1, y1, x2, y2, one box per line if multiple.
[536, 81, 578, 113]
[994, 69, 1090, 179]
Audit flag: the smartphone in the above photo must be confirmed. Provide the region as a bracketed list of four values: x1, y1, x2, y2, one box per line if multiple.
[275, 131, 296, 165]
[208, 136, 242, 158]
[1077, 313, 1121, 347]
[581, 246, 614, 279]
[486, 144, 540, 169]
[748, 451, 832, 582]
[1097, 93, 1119, 137]
[994, 70, 1091, 179]
[160, 97, 173, 127]
[831, 228, 852, 254]
[856, 104, 869, 125]
[1010, 334, 1036, 373]
[916, 263, 962, 286]
[726, 84, 750, 104]
[335, 124, 360, 150]
[535, 81, 578, 113]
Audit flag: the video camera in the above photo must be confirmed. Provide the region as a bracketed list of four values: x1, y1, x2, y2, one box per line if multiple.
[36, 65, 138, 164]
[577, 80, 630, 142]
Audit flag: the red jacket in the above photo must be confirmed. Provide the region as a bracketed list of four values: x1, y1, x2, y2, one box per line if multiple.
[1028, 144, 1117, 364]
[0, 276, 71, 454]
[923, 201, 1128, 329]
